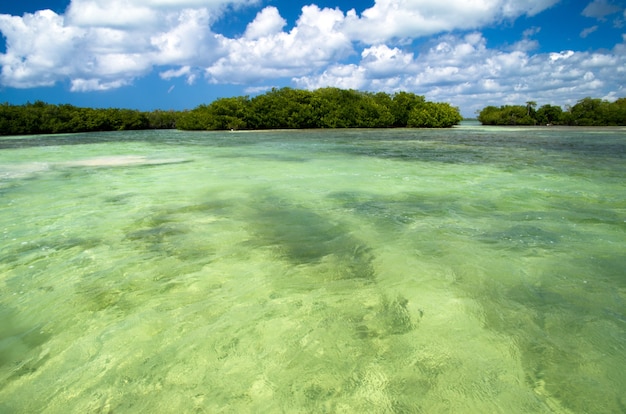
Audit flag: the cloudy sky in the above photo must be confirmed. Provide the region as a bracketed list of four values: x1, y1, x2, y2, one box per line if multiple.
[1, 0, 624, 116]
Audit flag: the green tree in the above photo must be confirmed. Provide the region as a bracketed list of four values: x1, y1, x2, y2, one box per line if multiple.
[408, 101, 462, 128]
[568, 97, 608, 126]
[311, 88, 358, 128]
[477, 106, 501, 125]
[352, 91, 394, 127]
[146, 110, 180, 129]
[205, 96, 249, 130]
[606, 98, 626, 125]
[247, 88, 315, 129]
[477, 104, 535, 125]
[535, 104, 563, 125]
[177, 106, 210, 130]
[391, 92, 425, 127]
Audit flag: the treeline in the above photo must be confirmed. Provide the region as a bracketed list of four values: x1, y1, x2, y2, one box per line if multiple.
[478, 97, 626, 126]
[0, 88, 462, 135]
[177, 87, 462, 130]
[0, 101, 178, 135]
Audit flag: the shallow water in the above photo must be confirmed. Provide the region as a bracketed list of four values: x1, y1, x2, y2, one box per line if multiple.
[1, 126, 625, 413]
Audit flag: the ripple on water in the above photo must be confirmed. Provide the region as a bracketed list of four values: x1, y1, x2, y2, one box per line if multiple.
[0, 128, 624, 413]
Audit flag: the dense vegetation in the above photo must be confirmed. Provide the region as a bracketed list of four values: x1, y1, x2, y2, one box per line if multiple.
[0, 101, 178, 135]
[177, 88, 462, 130]
[0, 88, 462, 135]
[477, 97, 626, 126]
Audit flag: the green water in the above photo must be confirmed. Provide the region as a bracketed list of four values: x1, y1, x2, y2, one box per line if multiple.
[1, 126, 624, 413]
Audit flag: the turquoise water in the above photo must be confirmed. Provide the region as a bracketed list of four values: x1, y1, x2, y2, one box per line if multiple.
[1, 126, 625, 413]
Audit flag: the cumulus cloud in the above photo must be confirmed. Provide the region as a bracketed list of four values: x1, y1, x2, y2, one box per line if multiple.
[159, 65, 199, 85]
[506, 26, 541, 52]
[205, 5, 352, 83]
[0, 0, 566, 91]
[581, 25, 599, 38]
[0, 0, 625, 115]
[244, 6, 286, 39]
[65, 0, 258, 27]
[341, 0, 560, 44]
[150, 8, 223, 66]
[0, 0, 249, 90]
[582, 0, 622, 20]
[66, 0, 159, 28]
[70, 78, 132, 92]
[294, 32, 626, 115]
[0, 10, 84, 88]
[360, 45, 417, 77]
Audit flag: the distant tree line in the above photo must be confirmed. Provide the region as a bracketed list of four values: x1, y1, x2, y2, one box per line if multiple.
[0, 101, 178, 135]
[477, 97, 626, 126]
[0, 87, 462, 135]
[176, 87, 462, 130]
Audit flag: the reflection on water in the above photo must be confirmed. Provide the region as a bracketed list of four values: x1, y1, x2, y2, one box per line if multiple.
[0, 127, 625, 413]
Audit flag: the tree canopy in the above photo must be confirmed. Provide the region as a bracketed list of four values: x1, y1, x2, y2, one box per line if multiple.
[477, 97, 626, 126]
[0, 101, 159, 135]
[177, 87, 462, 130]
[0, 88, 463, 135]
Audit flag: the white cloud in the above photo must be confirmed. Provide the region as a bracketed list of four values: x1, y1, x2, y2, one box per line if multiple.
[0, 2, 230, 90]
[582, 0, 622, 20]
[341, 0, 560, 44]
[66, 0, 158, 28]
[244, 85, 276, 94]
[150, 8, 223, 66]
[549, 50, 575, 61]
[93, 53, 151, 76]
[160, 66, 190, 79]
[294, 32, 626, 115]
[0, 0, 624, 116]
[295, 64, 367, 91]
[205, 5, 352, 83]
[0, 10, 84, 87]
[244, 6, 286, 39]
[65, 0, 258, 27]
[580, 25, 599, 38]
[508, 39, 540, 52]
[360, 45, 417, 77]
[0, 2, 353, 90]
[160, 65, 199, 84]
[70, 78, 132, 91]
[0, 0, 571, 92]
[523, 26, 541, 37]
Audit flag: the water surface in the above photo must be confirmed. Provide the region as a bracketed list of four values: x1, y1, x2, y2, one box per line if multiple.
[1, 126, 625, 413]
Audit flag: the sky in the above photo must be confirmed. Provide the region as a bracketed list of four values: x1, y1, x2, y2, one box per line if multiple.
[0, 0, 625, 116]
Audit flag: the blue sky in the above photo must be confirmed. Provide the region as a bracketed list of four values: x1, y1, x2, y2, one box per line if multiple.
[1, 0, 624, 116]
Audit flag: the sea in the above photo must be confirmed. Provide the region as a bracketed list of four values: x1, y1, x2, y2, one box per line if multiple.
[1, 123, 625, 413]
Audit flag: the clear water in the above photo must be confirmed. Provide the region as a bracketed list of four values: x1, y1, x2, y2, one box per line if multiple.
[1, 125, 625, 413]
